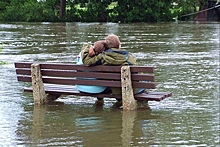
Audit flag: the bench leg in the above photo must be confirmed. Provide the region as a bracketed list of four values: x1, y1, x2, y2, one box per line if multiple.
[47, 94, 61, 102]
[31, 64, 61, 104]
[121, 66, 137, 110]
[137, 101, 150, 109]
[31, 63, 61, 104]
[97, 97, 103, 101]
[31, 64, 48, 104]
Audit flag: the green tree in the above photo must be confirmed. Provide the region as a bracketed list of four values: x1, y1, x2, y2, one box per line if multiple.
[1, 0, 27, 21]
[0, 0, 10, 20]
[71, 0, 112, 22]
[0, 0, 204, 22]
[113, 0, 173, 22]
[1, 0, 59, 22]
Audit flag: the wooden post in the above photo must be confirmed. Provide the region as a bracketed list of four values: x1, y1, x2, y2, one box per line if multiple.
[121, 66, 137, 110]
[31, 63, 47, 104]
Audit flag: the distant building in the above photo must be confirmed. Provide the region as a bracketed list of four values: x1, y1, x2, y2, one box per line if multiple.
[194, 0, 220, 21]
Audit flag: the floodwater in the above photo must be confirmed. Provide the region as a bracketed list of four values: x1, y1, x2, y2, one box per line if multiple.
[0, 22, 219, 146]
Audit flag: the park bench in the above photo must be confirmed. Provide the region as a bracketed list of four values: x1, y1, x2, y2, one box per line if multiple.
[14, 62, 172, 110]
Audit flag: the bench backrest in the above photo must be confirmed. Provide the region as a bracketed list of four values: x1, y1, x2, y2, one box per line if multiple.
[15, 62, 156, 89]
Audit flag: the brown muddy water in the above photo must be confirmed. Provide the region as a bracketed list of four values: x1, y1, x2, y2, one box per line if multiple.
[0, 22, 219, 146]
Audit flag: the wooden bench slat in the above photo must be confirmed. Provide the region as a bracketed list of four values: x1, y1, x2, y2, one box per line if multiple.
[15, 62, 154, 73]
[17, 76, 122, 87]
[134, 93, 165, 101]
[15, 62, 32, 68]
[131, 74, 155, 81]
[130, 66, 154, 73]
[42, 70, 121, 80]
[147, 91, 172, 97]
[23, 85, 167, 101]
[42, 78, 156, 88]
[132, 82, 156, 89]
[15, 62, 121, 71]
[17, 76, 32, 82]
[41, 63, 122, 72]
[17, 75, 156, 89]
[16, 68, 121, 79]
[40, 63, 154, 73]
[41, 70, 155, 81]
[43, 78, 122, 87]
[24, 86, 122, 99]
[16, 69, 31, 75]
[16, 68, 155, 81]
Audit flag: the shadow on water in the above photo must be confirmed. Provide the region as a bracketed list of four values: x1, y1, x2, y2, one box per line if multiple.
[0, 22, 219, 146]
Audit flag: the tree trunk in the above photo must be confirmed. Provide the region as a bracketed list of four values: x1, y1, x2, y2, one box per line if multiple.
[60, 0, 66, 21]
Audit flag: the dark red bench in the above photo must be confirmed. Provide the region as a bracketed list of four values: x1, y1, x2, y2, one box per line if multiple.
[14, 62, 172, 110]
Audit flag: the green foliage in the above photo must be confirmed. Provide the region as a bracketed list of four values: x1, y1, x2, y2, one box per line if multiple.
[66, 3, 81, 22]
[67, 0, 113, 22]
[0, 0, 9, 11]
[1, 0, 59, 22]
[23, 0, 44, 22]
[113, 0, 173, 22]
[1, 0, 26, 21]
[172, 0, 200, 20]
[0, 0, 202, 22]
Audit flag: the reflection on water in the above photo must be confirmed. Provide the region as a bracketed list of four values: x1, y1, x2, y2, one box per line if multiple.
[0, 22, 219, 146]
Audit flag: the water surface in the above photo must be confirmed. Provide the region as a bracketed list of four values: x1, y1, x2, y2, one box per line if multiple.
[0, 22, 219, 146]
